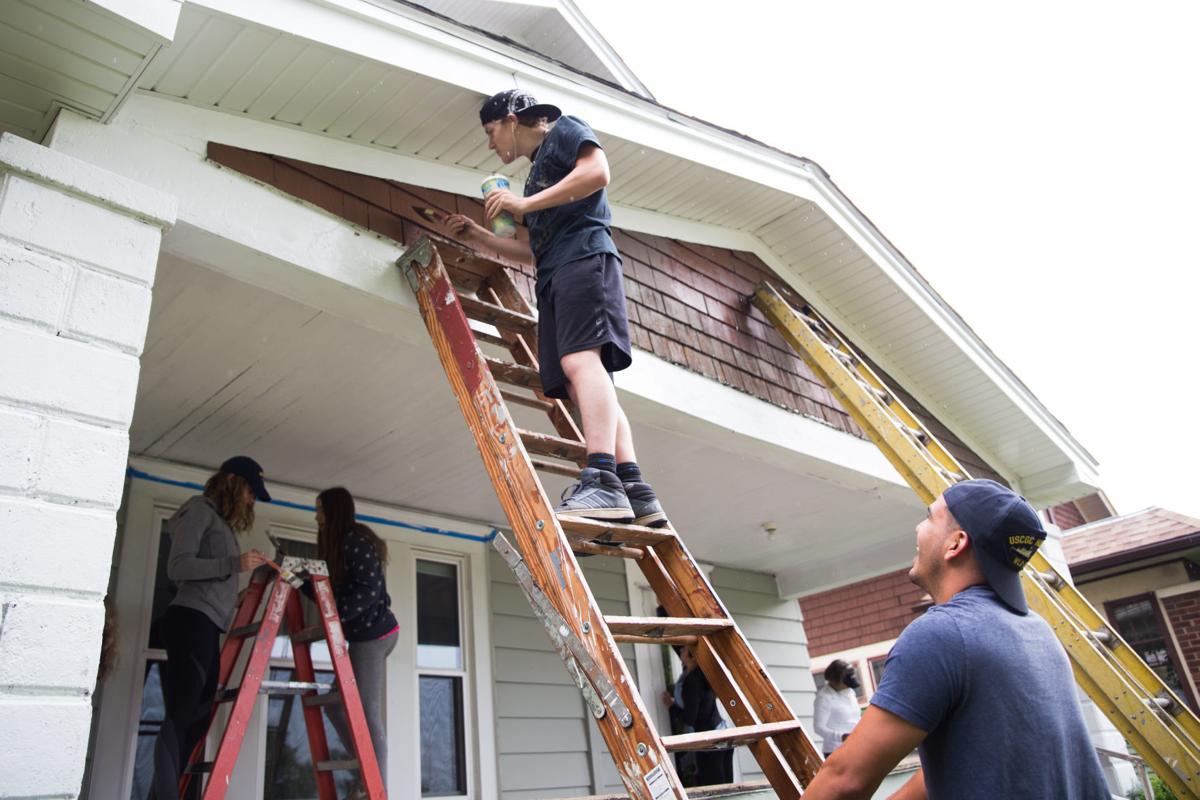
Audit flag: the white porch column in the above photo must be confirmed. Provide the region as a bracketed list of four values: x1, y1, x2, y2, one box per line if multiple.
[0, 132, 176, 798]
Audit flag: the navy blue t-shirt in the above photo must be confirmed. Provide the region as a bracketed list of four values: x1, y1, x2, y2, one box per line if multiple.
[522, 115, 620, 291]
[871, 586, 1110, 800]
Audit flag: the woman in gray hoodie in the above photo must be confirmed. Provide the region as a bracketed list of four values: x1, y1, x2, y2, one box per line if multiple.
[151, 456, 269, 799]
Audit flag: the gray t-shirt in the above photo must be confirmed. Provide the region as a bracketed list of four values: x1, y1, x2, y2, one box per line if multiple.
[166, 495, 242, 631]
[871, 585, 1110, 800]
[522, 115, 620, 292]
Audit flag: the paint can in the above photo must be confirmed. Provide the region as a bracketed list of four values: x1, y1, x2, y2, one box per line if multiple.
[481, 174, 518, 238]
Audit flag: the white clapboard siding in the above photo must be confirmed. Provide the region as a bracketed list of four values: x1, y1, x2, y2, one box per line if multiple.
[709, 565, 815, 784]
[489, 548, 637, 798]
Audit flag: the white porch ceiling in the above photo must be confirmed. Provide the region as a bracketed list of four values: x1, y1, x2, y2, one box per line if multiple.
[137, 253, 923, 591]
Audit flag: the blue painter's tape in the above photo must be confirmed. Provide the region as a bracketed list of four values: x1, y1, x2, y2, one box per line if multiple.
[125, 467, 498, 543]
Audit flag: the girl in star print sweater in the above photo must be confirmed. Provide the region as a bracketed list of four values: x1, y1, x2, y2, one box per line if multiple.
[308, 486, 399, 789]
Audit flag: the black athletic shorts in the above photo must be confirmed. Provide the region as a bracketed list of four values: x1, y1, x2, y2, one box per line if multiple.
[536, 252, 633, 399]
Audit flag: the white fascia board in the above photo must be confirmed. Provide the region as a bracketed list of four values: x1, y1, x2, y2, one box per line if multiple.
[796, 176, 1100, 488]
[554, 0, 655, 98]
[90, 0, 182, 44]
[50, 97, 905, 494]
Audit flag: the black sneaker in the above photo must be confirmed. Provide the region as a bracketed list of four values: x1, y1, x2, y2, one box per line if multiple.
[622, 481, 669, 528]
[556, 468, 634, 522]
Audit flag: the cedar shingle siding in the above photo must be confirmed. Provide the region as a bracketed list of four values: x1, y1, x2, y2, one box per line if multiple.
[207, 143, 1002, 482]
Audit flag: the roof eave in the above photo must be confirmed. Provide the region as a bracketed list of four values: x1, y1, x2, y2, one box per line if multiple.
[162, 0, 1099, 501]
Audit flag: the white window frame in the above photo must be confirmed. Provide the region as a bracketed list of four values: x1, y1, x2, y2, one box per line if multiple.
[412, 548, 475, 800]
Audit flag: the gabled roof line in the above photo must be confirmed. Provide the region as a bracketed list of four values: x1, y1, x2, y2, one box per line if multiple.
[1064, 506, 1200, 538]
[556, 0, 654, 99]
[367, 1, 1095, 477]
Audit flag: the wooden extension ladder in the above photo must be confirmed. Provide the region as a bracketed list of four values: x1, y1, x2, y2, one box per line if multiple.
[180, 557, 385, 799]
[752, 281, 1200, 799]
[397, 234, 823, 799]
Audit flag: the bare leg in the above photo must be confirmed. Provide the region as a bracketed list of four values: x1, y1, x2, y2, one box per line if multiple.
[561, 349, 619, 456]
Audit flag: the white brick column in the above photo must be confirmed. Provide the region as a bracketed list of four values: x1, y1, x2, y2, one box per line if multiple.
[0, 132, 176, 798]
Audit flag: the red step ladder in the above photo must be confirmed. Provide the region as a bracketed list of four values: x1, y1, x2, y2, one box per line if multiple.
[179, 557, 386, 799]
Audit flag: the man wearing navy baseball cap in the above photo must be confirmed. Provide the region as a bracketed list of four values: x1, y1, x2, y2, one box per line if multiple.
[802, 479, 1111, 799]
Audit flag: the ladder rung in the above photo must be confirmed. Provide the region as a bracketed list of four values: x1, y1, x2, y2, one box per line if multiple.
[471, 327, 511, 349]
[662, 720, 805, 752]
[604, 615, 733, 638]
[316, 758, 361, 772]
[291, 625, 326, 644]
[501, 388, 555, 412]
[459, 295, 536, 332]
[612, 633, 698, 646]
[229, 621, 261, 639]
[485, 356, 542, 389]
[303, 691, 343, 708]
[517, 429, 586, 461]
[259, 680, 332, 695]
[557, 516, 676, 546]
[901, 425, 930, 445]
[572, 539, 644, 560]
[531, 456, 582, 478]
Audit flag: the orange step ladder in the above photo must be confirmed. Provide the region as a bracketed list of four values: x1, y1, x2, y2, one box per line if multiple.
[179, 558, 386, 799]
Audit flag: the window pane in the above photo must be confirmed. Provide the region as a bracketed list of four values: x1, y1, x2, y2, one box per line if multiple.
[1111, 598, 1185, 696]
[130, 661, 165, 799]
[869, 657, 888, 692]
[417, 560, 460, 670]
[263, 667, 356, 800]
[420, 675, 466, 796]
[148, 522, 173, 650]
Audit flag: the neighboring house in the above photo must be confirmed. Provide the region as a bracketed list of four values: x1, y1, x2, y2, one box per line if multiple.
[0, 1, 1107, 798]
[1063, 507, 1200, 712]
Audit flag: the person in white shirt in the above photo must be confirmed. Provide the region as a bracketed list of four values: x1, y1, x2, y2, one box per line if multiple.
[813, 659, 862, 757]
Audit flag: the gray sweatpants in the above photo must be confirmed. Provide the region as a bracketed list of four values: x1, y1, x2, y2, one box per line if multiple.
[327, 630, 398, 789]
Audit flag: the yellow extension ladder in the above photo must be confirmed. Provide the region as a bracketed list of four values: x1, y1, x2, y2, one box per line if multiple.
[752, 282, 1200, 798]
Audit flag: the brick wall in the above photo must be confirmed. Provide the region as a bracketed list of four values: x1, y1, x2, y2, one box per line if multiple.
[207, 143, 1003, 479]
[798, 568, 930, 657]
[1162, 590, 1200, 703]
[0, 134, 175, 798]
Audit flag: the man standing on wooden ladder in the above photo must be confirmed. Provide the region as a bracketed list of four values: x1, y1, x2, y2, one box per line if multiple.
[446, 89, 667, 528]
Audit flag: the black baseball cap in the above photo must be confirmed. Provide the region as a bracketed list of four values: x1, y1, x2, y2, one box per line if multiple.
[943, 479, 1046, 614]
[479, 89, 562, 126]
[219, 455, 271, 502]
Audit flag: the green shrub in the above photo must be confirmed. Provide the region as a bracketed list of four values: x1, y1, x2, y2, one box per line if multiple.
[1127, 773, 1178, 800]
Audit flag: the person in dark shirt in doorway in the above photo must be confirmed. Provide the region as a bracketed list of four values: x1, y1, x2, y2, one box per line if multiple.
[662, 644, 734, 787]
[801, 479, 1111, 800]
[446, 89, 667, 529]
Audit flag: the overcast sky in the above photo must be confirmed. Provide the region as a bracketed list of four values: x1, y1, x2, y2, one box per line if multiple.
[578, 0, 1200, 519]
